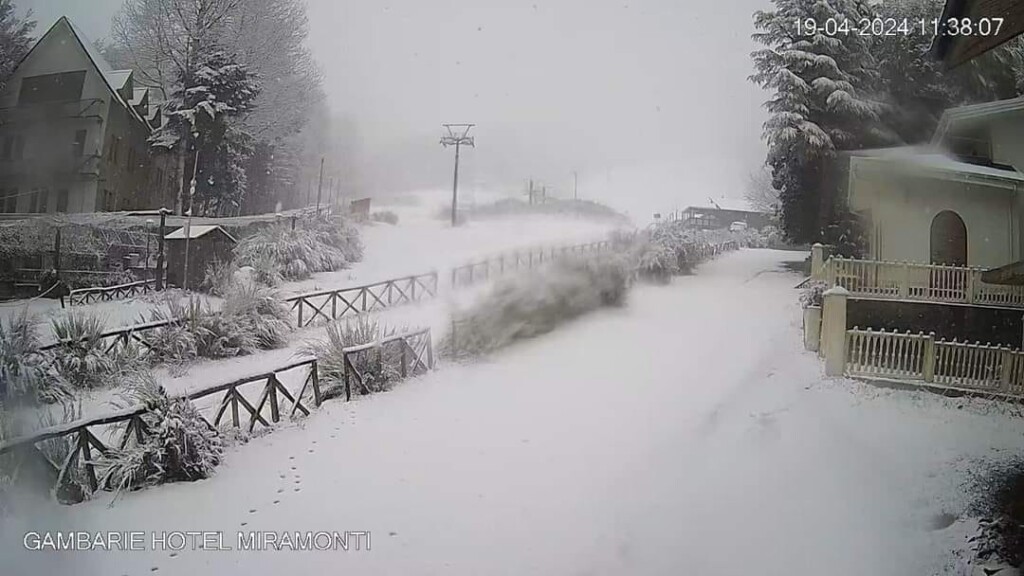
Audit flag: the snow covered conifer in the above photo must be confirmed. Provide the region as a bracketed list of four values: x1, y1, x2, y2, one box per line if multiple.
[750, 0, 893, 244]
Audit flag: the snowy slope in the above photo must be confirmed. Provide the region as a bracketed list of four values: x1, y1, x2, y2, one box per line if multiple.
[4, 249, 1021, 575]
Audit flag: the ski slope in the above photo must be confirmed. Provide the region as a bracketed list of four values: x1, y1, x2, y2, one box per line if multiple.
[4, 249, 1022, 575]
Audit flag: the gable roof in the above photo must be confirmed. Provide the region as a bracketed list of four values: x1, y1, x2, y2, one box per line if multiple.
[14, 17, 148, 126]
[165, 225, 237, 242]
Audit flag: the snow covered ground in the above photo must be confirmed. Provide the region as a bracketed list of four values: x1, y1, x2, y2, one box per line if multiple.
[4, 248, 1023, 575]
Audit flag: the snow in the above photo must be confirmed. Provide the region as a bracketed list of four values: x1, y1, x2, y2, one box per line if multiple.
[4, 249, 1023, 575]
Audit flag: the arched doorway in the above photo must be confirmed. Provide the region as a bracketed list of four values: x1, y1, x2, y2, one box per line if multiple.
[930, 210, 967, 266]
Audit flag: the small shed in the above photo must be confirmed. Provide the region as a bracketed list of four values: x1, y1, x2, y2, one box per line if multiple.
[164, 225, 236, 289]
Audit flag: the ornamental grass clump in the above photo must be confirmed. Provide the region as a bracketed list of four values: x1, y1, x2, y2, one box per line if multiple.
[0, 311, 69, 405]
[99, 376, 222, 494]
[233, 215, 363, 281]
[300, 315, 402, 398]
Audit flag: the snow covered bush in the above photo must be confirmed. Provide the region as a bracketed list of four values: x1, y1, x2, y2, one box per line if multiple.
[0, 311, 69, 405]
[371, 210, 399, 225]
[800, 281, 828, 309]
[219, 283, 291, 350]
[99, 377, 222, 494]
[301, 315, 402, 398]
[48, 312, 123, 390]
[233, 215, 362, 281]
[446, 255, 632, 357]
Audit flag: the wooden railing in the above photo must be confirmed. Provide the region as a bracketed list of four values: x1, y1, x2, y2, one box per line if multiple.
[333, 328, 434, 401]
[844, 327, 1024, 396]
[68, 279, 155, 306]
[284, 272, 438, 328]
[820, 257, 1024, 308]
[37, 318, 176, 354]
[450, 240, 613, 288]
[0, 359, 320, 498]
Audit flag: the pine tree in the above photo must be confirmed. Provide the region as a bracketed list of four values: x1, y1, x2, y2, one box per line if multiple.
[751, 0, 893, 245]
[0, 0, 35, 93]
[151, 46, 258, 216]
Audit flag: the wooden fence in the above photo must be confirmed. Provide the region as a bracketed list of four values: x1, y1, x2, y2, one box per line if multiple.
[0, 358, 319, 499]
[820, 257, 1024, 308]
[450, 240, 612, 288]
[1, 327, 436, 502]
[285, 272, 438, 328]
[68, 279, 155, 306]
[37, 318, 176, 355]
[844, 327, 1024, 396]
[332, 328, 434, 401]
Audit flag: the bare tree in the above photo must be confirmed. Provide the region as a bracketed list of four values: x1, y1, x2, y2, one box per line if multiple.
[744, 166, 779, 214]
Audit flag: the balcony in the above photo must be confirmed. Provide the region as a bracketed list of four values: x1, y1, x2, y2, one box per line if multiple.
[813, 256, 1024, 308]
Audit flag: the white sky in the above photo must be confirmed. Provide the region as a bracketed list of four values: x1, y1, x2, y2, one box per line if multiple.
[20, 0, 771, 218]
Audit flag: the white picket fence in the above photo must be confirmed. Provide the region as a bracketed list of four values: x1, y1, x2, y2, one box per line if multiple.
[844, 328, 1024, 396]
[818, 257, 1024, 308]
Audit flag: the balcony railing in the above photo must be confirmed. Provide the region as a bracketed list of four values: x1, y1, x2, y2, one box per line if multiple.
[816, 256, 1024, 308]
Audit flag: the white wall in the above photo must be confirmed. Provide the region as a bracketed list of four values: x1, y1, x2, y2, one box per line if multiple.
[849, 161, 1018, 268]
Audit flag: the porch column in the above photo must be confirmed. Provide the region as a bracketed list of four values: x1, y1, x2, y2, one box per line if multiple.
[822, 286, 849, 377]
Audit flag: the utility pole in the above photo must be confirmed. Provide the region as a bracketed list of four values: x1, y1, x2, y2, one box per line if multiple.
[316, 158, 325, 215]
[440, 124, 475, 227]
[528, 179, 534, 205]
[182, 148, 199, 291]
[573, 171, 578, 201]
[305, 180, 311, 208]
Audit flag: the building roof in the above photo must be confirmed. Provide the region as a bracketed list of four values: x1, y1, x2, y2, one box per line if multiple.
[165, 225, 237, 242]
[13, 17, 151, 127]
[852, 146, 1024, 187]
[684, 199, 759, 214]
[931, 96, 1024, 144]
[930, 0, 1024, 68]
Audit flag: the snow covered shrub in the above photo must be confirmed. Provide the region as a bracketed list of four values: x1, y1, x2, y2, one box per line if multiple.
[145, 303, 199, 366]
[301, 315, 401, 398]
[636, 238, 679, 283]
[800, 281, 828, 308]
[446, 255, 632, 357]
[233, 215, 361, 281]
[49, 312, 116, 390]
[100, 377, 221, 494]
[219, 283, 291, 350]
[201, 258, 240, 296]
[371, 210, 399, 225]
[0, 311, 68, 405]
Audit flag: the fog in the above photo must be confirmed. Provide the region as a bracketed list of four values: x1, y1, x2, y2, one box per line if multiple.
[21, 0, 770, 219]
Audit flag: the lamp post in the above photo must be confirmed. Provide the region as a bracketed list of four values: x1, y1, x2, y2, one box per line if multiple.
[182, 146, 199, 291]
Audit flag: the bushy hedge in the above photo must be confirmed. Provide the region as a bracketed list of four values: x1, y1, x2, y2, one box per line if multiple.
[446, 255, 632, 357]
[233, 214, 363, 281]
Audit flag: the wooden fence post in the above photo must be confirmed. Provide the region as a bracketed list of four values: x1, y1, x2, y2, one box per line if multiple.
[923, 333, 936, 383]
[822, 286, 849, 377]
[900, 262, 910, 299]
[1001, 348, 1014, 393]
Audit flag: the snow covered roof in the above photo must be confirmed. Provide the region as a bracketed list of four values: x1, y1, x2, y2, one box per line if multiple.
[165, 225, 237, 242]
[853, 146, 1024, 187]
[932, 96, 1024, 144]
[130, 88, 148, 106]
[684, 198, 758, 214]
[108, 70, 132, 90]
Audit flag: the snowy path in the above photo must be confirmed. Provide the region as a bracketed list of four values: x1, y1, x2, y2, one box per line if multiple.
[5, 249, 1024, 575]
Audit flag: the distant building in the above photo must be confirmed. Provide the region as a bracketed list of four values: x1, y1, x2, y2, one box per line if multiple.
[680, 200, 771, 231]
[0, 17, 174, 215]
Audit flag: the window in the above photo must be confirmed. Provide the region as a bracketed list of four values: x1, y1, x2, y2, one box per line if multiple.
[56, 189, 69, 213]
[36, 189, 48, 213]
[72, 130, 87, 157]
[18, 71, 86, 105]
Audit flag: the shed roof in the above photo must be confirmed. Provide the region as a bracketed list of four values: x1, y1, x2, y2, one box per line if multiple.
[852, 146, 1024, 186]
[164, 225, 237, 242]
